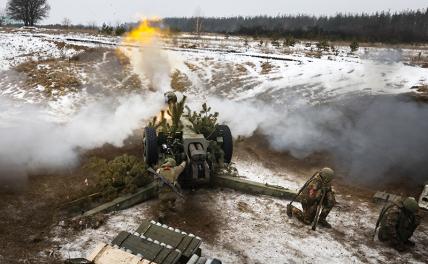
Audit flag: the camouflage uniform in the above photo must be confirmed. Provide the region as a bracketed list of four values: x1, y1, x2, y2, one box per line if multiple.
[377, 201, 421, 251]
[288, 169, 336, 227]
[157, 159, 186, 220]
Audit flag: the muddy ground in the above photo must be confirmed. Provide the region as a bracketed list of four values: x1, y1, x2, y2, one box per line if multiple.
[0, 133, 145, 263]
[0, 132, 426, 263]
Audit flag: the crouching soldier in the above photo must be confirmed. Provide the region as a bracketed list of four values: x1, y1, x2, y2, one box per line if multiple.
[376, 197, 421, 252]
[156, 158, 186, 222]
[287, 167, 336, 228]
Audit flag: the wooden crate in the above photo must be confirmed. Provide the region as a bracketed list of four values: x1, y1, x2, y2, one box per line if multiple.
[136, 220, 202, 258]
[112, 231, 181, 264]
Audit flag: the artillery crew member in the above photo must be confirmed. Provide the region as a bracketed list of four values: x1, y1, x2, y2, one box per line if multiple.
[157, 158, 186, 221]
[376, 197, 421, 252]
[287, 167, 336, 228]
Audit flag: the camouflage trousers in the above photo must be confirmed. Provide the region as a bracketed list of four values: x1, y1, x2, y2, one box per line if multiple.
[290, 192, 336, 225]
[378, 227, 412, 251]
[378, 228, 399, 244]
[158, 190, 177, 218]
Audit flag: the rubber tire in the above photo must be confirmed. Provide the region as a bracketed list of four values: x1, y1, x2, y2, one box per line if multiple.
[216, 125, 233, 164]
[143, 127, 158, 166]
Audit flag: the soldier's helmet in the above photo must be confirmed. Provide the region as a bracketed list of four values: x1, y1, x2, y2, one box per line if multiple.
[320, 167, 335, 183]
[161, 158, 176, 168]
[164, 91, 178, 104]
[402, 197, 419, 213]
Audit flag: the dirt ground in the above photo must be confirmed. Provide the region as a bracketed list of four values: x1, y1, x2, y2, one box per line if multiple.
[0, 133, 144, 263]
[0, 131, 426, 263]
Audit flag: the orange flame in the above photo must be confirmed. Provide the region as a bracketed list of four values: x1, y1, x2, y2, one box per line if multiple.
[123, 18, 163, 46]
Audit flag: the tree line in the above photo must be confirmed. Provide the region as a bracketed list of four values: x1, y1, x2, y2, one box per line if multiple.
[164, 8, 428, 43]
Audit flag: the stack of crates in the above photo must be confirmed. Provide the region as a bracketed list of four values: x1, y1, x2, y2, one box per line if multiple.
[87, 219, 222, 264]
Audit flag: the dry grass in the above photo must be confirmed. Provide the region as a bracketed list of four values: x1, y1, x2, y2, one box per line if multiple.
[237, 201, 255, 214]
[46, 40, 90, 52]
[12, 47, 145, 97]
[413, 85, 428, 93]
[121, 74, 142, 90]
[170, 70, 192, 92]
[261, 61, 273, 74]
[410, 85, 428, 102]
[115, 49, 131, 66]
[184, 62, 199, 72]
[410, 55, 428, 68]
[180, 43, 198, 49]
[304, 50, 322, 58]
[235, 64, 248, 74]
[15, 59, 81, 97]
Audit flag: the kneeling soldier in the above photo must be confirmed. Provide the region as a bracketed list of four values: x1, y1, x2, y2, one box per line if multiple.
[376, 197, 421, 252]
[287, 167, 336, 228]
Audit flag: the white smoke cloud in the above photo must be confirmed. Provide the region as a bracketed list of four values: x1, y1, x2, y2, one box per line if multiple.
[203, 98, 272, 137]
[0, 26, 176, 174]
[0, 93, 163, 170]
[122, 38, 173, 93]
[203, 95, 428, 184]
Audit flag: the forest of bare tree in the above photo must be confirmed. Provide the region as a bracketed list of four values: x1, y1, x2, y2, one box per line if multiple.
[164, 8, 428, 43]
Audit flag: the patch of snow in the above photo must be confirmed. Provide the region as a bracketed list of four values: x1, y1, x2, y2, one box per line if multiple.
[54, 202, 153, 259]
[35, 84, 45, 92]
[234, 159, 301, 190]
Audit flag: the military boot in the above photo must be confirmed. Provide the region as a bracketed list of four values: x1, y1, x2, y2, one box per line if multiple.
[158, 211, 166, 224]
[392, 242, 407, 252]
[318, 219, 332, 228]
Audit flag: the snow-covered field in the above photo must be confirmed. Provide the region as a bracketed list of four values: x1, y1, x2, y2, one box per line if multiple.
[1, 27, 427, 111]
[1, 27, 427, 263]
[54, 160, 428, 264]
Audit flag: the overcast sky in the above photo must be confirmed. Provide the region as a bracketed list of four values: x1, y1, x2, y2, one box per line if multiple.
[0, 0, 427, 25]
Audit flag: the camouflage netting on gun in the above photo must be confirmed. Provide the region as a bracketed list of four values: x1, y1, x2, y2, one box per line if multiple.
[147, 99, 235, 175]
[185, 102, 219, 138]
[148, 96, 187, 134]
[83, 154, 152, 201]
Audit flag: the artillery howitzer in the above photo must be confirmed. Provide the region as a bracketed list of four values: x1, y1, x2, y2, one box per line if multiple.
[143, 92, 233, 188]
[68, 92, 297, 264]
[79, 92, 296, 217]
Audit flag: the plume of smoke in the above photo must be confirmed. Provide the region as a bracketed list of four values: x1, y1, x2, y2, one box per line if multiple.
[126, 44, 172, 93]
[120, 20, 173, 94]
[0, 93, 163, 171]
[201, 98, 271, 137]
[205, 95, 428, 184]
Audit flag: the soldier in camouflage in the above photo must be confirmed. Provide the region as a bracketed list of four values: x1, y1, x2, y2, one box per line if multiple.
[376, 197, 421, 252]
[157, 158, 186, 221]
[287, 167, 336, 228]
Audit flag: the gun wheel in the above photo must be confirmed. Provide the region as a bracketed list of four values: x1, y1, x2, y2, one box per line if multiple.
[214, 125, 233, 164]
[143, 127, 158, 167]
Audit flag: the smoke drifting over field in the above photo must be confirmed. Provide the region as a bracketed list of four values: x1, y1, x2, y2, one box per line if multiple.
[0, 93, 163, 171]
[0, 20, 173, 175]
[207, 95, 428, 184]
